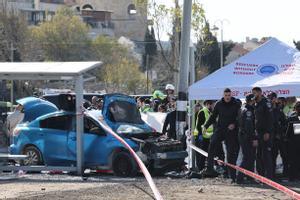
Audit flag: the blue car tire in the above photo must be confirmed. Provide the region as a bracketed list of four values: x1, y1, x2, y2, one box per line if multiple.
[112, 151, 137, 177]
[22, 146, 43, 166]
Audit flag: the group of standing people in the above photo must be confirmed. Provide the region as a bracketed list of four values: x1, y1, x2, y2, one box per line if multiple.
[136, 84, 179, 140]
[194, 87, 300, 183]
[137, 84, 177, 114]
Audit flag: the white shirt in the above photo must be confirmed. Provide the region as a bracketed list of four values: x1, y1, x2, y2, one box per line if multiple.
[7, 111, 24, 135]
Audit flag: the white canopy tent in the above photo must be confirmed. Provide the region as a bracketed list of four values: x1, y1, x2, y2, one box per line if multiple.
[189, 38, 300, 100]
[0, 61, 102, 175]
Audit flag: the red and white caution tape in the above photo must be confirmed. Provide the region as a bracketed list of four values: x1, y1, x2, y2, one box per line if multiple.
[97, 119, 163, 200]
[189, 144, 300, 200]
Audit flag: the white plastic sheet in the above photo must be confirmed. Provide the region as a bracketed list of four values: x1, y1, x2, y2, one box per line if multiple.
[141, 112, 167, 133]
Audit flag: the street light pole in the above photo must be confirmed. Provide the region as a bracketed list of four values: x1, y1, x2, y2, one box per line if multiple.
[212, 19, 229, 67]
[220, 21, 224, 67]
[176, 0, 192, 140]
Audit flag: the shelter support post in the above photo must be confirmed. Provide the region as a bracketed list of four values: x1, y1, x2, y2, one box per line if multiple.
[10, 81, 13, 112]
[75, 75, 84, 175]
[189, 44, 196, 169]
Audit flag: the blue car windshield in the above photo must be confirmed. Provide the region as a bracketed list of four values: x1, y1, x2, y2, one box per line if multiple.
[108, 100, 143, 124]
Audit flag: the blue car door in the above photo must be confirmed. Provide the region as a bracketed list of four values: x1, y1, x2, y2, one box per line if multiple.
[67, 116, 109, 167]
[39, 114, 72, 165]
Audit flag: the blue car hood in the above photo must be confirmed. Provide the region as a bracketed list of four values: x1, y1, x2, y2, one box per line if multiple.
[17, 97, 58, 122]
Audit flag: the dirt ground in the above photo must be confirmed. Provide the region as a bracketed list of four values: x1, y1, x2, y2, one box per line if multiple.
[0, 173, 299, 200]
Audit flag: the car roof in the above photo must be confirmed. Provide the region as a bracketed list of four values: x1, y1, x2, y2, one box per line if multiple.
[43, 93, 105, 97]
[34, 110, 75, 121]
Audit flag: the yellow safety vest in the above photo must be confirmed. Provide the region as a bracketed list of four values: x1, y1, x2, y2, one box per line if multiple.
[193, 107, 214, 139]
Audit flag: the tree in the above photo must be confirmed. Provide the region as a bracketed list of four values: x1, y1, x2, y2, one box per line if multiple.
[294, 40, 300, 51]
[195, 22, 234, 75]
[0, 1, 30, 102]
[103, 58, 147, 94]
[91, 35, 148, 94]
[0, 1, 27, 62]
[142, 26, 157, 71]
[90, 35, 127, 64]
[30, 7, 90, 61]
[136, 0, 206, 87]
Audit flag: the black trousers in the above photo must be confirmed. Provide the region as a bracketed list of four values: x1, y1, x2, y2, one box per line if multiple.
[272, 138, 288, 177]
[196, 137, 225, 171]
[256, 134, 273, 179]
[196, 137, 210, 171]
[207, 128, 239, 180]
[287, 136, 300, 181]
[237, 134, 256, 181]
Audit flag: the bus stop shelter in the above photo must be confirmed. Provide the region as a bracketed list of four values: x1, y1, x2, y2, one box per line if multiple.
[0, 61, 102, 175]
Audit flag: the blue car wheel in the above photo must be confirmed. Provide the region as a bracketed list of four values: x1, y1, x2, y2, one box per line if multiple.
[112, 152, 137, 177]
[22, 146, 43, 166]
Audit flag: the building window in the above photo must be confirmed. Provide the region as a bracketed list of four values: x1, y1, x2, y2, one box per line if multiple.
[127, 4, 137, 15]
[82, 4, 94, 10]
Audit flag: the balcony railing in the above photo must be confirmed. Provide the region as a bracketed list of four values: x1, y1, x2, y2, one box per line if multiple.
[82, 18, 115, 30]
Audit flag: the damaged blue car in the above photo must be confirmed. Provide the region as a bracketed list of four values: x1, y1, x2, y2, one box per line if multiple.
[10, 94, 187, 176]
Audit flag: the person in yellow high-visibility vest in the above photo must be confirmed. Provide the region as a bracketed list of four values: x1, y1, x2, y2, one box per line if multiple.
[193, 100, 215, 171]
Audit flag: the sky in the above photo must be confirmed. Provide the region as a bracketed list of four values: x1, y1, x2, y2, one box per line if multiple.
[155, 0, 300, 46]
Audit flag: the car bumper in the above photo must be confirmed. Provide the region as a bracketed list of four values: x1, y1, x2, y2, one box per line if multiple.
[153, 151, 188, 160]
[150, 151, 188, 171]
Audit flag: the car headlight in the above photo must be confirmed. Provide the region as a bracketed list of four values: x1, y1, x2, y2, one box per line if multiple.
[117, 125, 144, 134]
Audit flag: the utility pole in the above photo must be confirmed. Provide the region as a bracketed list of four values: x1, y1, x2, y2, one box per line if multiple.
[176, 0, 192, 140]
[146, 54, 149, 94]
[10, 43, 14, 111]
[173, 0, 180, 91]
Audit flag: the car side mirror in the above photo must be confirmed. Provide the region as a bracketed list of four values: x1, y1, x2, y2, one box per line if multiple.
[89, 127, 106, 136]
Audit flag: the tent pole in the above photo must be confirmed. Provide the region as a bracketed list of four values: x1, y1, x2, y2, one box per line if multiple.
[75, 75, 84, 175]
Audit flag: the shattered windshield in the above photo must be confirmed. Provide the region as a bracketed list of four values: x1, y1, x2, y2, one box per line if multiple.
[108, 100, 144, 124]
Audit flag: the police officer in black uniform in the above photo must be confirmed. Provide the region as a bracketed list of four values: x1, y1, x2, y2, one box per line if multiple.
[286, 102, 300, 181]
[237, 94, 257, 184]
[267, 92, 288, 178]
[203, 88, 240, 182]
[252, 87, 274, 179]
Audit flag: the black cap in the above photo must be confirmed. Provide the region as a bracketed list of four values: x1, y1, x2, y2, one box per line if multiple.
[267, 92, 277, 99]
[246, 94, 255, 102]
[204, 100, 214, 105]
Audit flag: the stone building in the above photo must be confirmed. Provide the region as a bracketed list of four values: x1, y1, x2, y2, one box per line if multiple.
[74, 0, 148, 41]
[7, 0, 148, 41]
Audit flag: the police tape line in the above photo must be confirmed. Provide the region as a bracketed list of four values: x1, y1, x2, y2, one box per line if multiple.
[189, 144, 300, 200]
[97, 119, 163, 200]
